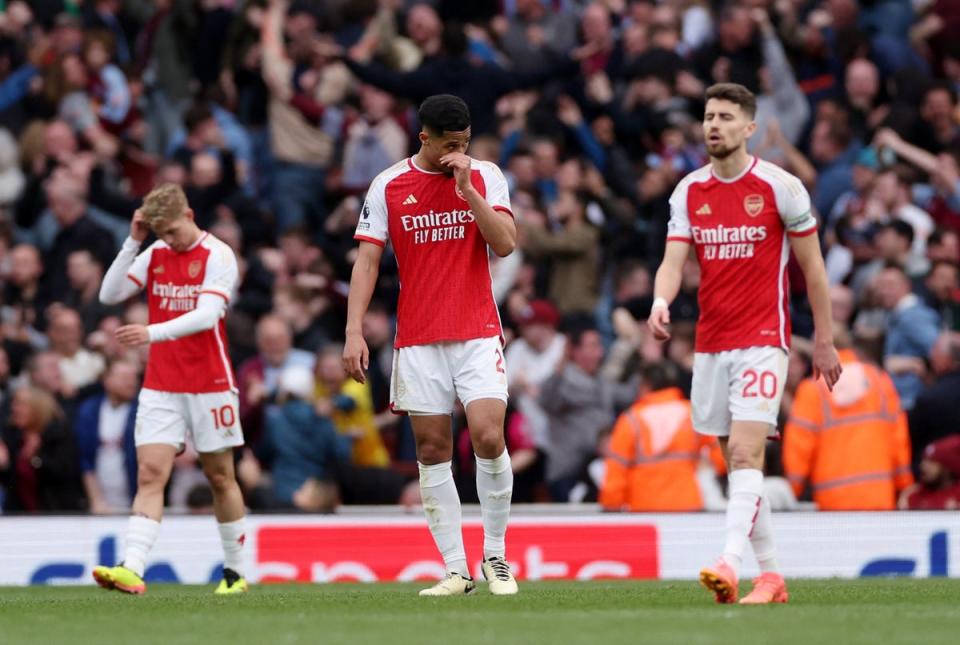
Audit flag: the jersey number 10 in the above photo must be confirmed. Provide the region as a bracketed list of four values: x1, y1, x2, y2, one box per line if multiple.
[210, 405, 237, 429]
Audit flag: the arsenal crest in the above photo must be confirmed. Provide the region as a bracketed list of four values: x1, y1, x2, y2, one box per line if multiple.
[744, 194, 764, 217]
[188, 260, 203, 278]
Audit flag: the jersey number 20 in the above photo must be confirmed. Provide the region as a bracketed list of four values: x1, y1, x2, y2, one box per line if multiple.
[742, 369, 777, 399]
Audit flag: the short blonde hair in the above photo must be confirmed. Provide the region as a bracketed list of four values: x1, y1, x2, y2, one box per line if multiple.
[141, 183, 188, 228]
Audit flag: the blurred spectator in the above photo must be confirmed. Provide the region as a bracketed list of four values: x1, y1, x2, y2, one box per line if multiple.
[908, 332, 960, 470]
[74, 359, 139, 514]
[0, 385, 84, 512]
[691, 4, 762, 92]
[505, 300, 565, 448]
[41, 172, 117, 302]
[0, 128, 25, 211]
[3, 243, 47, 338]
[867, 166, 934, 273]
[920, 260, 960, 331]
[600, 362, 721, 512]
[520, 189, 599, 316]
[784, 328, 914, 510]
[750, 9, 809, 156]
[47, 306, 105, 392]
[850, 221, 916, 300]
[64, 249, 122, 335]
[497, 0, 579, 74]
[875, 265, 942, 409]
[255, 365, 350, 511]
[82, 29, 131, 129]
[26, 350, 78, 416]
[260, 0, 340, 233]
[237, 314, 315, 450]
[809, 116, 856, 221]
[539, 325, 633, 502]
[900, 435, 960, 510]
[314, 344, 389, 469]
[340, 86, 406, 193]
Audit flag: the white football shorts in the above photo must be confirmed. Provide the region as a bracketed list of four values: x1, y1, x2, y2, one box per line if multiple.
[135, 388, 244, 453]
[390, 335, 509, 414]
[691, 346, 788, 436]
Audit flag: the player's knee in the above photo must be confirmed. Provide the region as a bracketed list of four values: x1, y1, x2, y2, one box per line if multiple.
[415, 437, 451, 465]
[471, 425, 504, 457]
[203, 467, 235, 493]
[137, 460, 170, 489]
[727, 442, 763, 471]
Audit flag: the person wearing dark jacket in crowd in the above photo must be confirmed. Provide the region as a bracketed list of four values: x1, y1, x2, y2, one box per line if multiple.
[0, 385, 85, 512]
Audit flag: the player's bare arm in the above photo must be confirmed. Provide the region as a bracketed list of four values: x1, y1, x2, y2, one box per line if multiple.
[649, 240, 691, 341]
[790, 232, 843, 390]
[343, 240, 384, 384]
[440, 151, 517, 257]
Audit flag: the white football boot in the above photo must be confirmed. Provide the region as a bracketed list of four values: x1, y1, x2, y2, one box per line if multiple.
[481, 557, 519, 595]
[418, 573, 476, 596]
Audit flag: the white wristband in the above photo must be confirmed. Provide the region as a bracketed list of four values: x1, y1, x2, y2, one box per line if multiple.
[651, 297, 669, 312]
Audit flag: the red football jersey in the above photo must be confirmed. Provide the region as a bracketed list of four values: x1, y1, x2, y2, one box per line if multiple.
[354, 157, 513, 348]
[127, 233, 239, 393]
[666, 157, 817, 353]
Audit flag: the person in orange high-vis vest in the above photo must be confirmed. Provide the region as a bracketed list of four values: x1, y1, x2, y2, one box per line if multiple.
[783, 330, 913, 510]
[601, 364, 723, 512]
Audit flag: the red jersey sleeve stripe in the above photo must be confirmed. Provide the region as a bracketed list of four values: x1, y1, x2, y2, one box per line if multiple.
[127, 274, 143, 288]
[493, 205, 515, 219]
[666, 236, 693, 242]
[200, 289, 230, 303]
[788, 226, 818, 238]
[354, 234, 386, 247]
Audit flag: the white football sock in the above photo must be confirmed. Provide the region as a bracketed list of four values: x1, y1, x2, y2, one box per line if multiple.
[749, 496, 780, 574]
[418, 461, 468, 578]
[475, 450, 513, 560]
[722, 468, 763, 577]
[218, 517, 247, 577]
[123, 515, 160, 578]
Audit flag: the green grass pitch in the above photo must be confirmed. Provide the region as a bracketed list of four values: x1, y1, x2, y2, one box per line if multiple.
[1, 579, 959, 645]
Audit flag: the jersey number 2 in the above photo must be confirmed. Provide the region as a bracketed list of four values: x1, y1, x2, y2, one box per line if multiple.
[495, 348, 505, 374]
[742, 370, 777, 399]
[210, 405, 236, 429]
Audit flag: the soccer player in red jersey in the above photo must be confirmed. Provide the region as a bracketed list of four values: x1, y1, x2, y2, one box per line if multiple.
[649, 84, 843, 605]
[92, 184, 248, 595]
[344, 94, 519, 596]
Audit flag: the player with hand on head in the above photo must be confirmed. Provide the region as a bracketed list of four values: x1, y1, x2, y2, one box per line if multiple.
[92, 184, 248, 595]
[649, 83, 842, 605]
[343, 94, 519, 596]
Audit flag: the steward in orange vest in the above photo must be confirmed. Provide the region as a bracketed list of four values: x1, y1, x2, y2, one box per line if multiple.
[784, 339, 913, 510]
[601, 364, 723, 512]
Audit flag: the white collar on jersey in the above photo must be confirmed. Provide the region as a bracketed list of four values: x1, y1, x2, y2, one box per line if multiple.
[183, 231, 208, 252]
[710, 156, 756, 184]
[408, 157, 444, 175]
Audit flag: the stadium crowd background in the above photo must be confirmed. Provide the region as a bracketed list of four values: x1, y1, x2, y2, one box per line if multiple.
[0, 0, 959, 515]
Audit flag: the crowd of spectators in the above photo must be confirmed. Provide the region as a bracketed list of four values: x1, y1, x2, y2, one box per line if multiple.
[1, 0, 959, 514]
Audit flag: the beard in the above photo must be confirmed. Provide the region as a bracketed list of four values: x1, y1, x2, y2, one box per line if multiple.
[707, 142, 736, 160]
